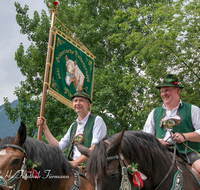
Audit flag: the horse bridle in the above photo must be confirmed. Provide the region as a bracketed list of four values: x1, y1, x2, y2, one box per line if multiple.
[0, 144, 28, 190]
[0, 144, 89, 190]
[107, 148, 182, 190]
[107, 153, 133, 190]
[66, 71, 75, 81]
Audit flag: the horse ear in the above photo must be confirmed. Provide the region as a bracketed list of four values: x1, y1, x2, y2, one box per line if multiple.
[74, 60, 77, 66]
[75, 143, 91, 157]
[106, 128, 126, 156]
[65, 55, 68, 61]
[14, 122, 27, 147]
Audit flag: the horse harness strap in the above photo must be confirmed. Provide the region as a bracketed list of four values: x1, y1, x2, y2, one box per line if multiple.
[107, 153, 132, 190]
[0, 144, 28, 190]
[70, 169, 81, 190]
[107, 153, 130, 168]
[170, 170, 183, 190]
[66, 71, 75, 80]
[3, 144, 26, 156]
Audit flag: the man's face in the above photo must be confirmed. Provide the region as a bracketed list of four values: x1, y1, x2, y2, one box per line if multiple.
[160, 86, 180, 106]
[72, 97, 90, 115]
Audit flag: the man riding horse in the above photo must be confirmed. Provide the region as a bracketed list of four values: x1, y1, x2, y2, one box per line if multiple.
[143, 74, 200, 174]
[37, 89, 107, 168]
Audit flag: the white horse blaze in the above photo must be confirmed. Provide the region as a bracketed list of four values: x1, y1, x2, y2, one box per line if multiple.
[0, 149, 6, 155]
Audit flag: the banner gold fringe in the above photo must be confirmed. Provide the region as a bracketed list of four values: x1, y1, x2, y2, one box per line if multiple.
[49, 89, 73, 109]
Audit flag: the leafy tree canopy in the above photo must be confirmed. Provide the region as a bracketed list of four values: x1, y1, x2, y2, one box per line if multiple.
[4, 0, 200, 140]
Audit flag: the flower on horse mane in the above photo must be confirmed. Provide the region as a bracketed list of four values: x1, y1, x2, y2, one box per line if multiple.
[128, 162, 138, 175]
[27, 159, 41, 171]
[174, 81, 178, 85]
[128, 162, 144, 188]
[49, 0, 60, 9]
[27, 160, 41, 179]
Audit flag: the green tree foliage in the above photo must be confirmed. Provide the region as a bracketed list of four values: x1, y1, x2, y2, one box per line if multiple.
[112, 0, 200, 106]
[4, 0, 200, 139]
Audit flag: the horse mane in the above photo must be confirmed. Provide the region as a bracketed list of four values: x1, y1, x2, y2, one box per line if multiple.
[0, 136, 72, 188]
[74, 66, 85, 85]
[87, 131, 173, 184]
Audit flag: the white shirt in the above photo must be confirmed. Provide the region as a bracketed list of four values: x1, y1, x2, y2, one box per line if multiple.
[59, 112, 107, 160]
[143, 100, 200, 144]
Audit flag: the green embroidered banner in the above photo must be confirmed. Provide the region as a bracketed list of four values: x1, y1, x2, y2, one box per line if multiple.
[49, 32, 95, 109]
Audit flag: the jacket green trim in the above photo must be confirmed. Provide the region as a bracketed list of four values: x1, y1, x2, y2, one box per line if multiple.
[67, 114, 96, 164]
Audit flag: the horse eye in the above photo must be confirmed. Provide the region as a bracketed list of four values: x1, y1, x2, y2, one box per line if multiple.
[111, 173, 118, 180]
[12, 159, 21, 165]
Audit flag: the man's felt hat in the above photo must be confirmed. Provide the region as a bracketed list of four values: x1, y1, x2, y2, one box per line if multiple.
[71, 89, 92, 103]
[156, 74, 184, 89]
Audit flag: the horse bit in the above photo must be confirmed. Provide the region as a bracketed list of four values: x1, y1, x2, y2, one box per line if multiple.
[0, 144, 28, 190]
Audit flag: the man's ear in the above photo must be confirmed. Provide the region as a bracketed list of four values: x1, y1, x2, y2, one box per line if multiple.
[177, 87, 181, 95]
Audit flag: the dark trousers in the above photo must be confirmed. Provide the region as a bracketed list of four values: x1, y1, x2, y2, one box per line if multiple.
[167, 146, 200, 164]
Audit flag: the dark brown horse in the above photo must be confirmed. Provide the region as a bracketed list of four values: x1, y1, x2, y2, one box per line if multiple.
[0, 122, 93, 190]
[76, 129, 200, 190]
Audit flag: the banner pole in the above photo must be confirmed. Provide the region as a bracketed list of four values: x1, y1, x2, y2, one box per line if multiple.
[37, 12, 55, 140]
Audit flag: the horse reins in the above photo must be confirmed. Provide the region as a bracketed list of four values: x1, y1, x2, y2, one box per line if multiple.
[0, 144, 31, 190]
[155, 140, 177, 190]
[155, 131, 188, 190]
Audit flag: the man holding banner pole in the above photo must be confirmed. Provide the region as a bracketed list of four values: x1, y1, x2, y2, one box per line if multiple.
[37, 89, 107, 168]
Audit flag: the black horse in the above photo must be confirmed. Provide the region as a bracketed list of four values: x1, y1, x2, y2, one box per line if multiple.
[76, 129, 200, 190]
[0, 122, 93, 190]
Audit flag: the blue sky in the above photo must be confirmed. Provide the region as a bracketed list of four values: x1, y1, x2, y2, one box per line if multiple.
[0, 1, 48, 106]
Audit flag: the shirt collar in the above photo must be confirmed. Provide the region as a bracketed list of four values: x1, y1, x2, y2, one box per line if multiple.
[162, 99, 182, 110]
[76, 112, 90, 124]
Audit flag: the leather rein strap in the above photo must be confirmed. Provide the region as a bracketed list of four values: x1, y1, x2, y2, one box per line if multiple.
[155, 141, 177, 190]
[155, 131, 187, 189]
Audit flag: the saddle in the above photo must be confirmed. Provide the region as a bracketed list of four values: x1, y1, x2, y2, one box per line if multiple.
[169, 152, 200, 182]
[77, 165, 87, 174]
[188, 165, 200, 181]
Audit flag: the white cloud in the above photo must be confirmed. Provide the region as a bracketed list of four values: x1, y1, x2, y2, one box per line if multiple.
[0, 0, 48, 106]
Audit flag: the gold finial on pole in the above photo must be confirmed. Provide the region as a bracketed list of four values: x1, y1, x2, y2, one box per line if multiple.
[49, 0, 59, 15]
